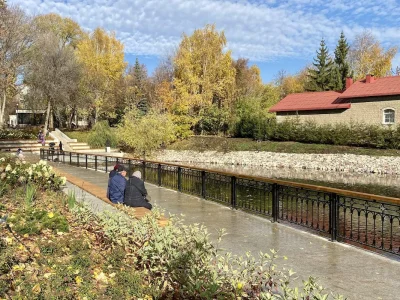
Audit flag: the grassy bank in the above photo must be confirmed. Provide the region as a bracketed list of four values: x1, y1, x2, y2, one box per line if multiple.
[63, 130, 90, 143]
[167, 136, 400, 156]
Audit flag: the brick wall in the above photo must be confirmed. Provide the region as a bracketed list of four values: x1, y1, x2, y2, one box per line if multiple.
[276, 95, 400, 126]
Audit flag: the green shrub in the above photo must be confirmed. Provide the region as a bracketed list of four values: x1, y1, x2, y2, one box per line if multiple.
[257, 118, 400, 149]
[0, 129, 37, 140]
[87, 121, 117, 148]
[9, 208, 69, 235]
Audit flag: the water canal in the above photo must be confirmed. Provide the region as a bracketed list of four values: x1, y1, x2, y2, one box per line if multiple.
[184, 163, 400, 198]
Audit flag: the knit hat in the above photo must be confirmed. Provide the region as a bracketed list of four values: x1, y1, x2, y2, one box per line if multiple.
[132, 171, 141, 179]
[117, 165, 125, 172]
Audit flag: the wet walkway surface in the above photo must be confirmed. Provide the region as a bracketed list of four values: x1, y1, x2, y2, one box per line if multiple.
[46, 159, 400, 300]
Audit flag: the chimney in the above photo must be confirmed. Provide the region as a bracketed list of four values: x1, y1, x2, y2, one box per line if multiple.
[366, 74, 375, 83]
[345, 77, 353, 89]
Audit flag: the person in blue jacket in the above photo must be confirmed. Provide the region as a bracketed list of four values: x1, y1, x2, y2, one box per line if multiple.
[108, 165, 127, 204]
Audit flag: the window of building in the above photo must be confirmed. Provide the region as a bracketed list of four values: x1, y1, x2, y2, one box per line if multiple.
[383, 108, 395, 124]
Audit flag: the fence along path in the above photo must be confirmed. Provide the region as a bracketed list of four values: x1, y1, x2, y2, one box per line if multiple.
[41, 153, 400, 300]
[41, 149, 400, 257]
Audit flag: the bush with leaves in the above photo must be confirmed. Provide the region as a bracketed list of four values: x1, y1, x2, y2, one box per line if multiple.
[0, 129, 37, 140]
[0, 156, 66, 190]
[117, 108, 177, 157]
[87, 120, 117, 148]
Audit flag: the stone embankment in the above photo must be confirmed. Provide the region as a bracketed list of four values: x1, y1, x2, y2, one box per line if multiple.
[154, 150, 400, 175]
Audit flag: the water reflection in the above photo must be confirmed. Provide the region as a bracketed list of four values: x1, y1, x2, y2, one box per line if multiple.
[185, 163, 400, 198]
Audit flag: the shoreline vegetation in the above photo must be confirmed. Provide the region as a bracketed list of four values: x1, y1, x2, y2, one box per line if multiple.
[166, 136, 400, 156]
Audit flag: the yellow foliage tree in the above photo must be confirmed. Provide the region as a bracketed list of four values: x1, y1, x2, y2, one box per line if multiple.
[173, 24, 236, 115]
[34, 13, 83, 48]
[76, 28, 127, 122]
[349, 31, 398, 80]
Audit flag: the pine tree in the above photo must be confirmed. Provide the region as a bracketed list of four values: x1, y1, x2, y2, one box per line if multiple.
[334, 31, 350, 89]
[306, 39, 335, 91]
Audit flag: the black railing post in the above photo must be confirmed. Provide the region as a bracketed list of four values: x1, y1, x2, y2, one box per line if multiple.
[95, 156, 98, 171]
[158, 164, 162, 186]
[85, 154, 88, 169]
[128, 159, 132, 176]
[201, 171, 206, 198]
[105, 156, 108, 173]
[177, 167, 182, 192]
[116, 157, 119, 164]
[69, 152, 72, 165]
[330, 193, 338, 241]
[272, 183, 279, 222]
[142, 161, 146, 181]
[231, 176, 237, 209]
[77, 153, 80, 167]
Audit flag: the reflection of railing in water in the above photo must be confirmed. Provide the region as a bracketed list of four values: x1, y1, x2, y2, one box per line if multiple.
[41, 149, 400, 257]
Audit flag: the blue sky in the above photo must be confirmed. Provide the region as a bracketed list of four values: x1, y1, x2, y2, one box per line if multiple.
[11, 0, 400, 83]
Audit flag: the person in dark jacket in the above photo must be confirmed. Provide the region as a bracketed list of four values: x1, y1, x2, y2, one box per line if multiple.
[108, 165, 127, 204]
[109, 164, 120, 178]
[124, 171, 152, 210]
[107, 164, 120, 199]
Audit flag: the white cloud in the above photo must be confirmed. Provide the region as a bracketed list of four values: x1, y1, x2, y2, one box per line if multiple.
[9, 0, 400, 64]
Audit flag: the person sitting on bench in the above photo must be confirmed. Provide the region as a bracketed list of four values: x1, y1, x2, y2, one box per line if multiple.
[124, 171, 152, 210]
[108, 165, 127, 204]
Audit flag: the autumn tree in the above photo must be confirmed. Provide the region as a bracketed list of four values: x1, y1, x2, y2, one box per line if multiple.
[233, 58, 262, 97]
[275, 69, 307, 98]
[334, 31, 350, 90]
[349, 31, 398, 80]
[173, 24, 236, 115]
[306, 39, 336, 91]
[0, 5, 32, 127]
[32, 13, 84, 128]
[76, 28, 126, 123]
[33, 13, 83, 49]
[24, 32, 81, 136]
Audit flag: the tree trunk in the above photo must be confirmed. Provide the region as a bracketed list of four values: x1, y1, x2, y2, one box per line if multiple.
[43, 100, 51, 137]
[68, 107, 76, 129]
[0, 89, 6, 127]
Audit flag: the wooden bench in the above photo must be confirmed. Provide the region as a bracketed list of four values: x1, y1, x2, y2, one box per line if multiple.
[53, 167, 168, 226]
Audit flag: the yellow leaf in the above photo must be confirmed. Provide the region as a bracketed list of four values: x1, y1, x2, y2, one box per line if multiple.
[43, 273, 53, 279]
[5, 237, 12, 245]
[47, 212, 54, 218]
[32, 283, 41, 295]
[94, 271, 108, 284]
[75, 276, 83, 286]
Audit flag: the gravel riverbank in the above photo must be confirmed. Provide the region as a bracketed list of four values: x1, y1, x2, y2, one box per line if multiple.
[154, 150, 400, 175]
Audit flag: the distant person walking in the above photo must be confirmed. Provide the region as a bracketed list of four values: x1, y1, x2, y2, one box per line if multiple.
[124, 171, 152, 210]
[38, 131, 45, 146]
[108, 165, 127, 204]
[59, 141, 64, 153]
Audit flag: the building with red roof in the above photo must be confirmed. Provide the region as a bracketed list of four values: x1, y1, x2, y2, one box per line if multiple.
[269, 75, 400, 126]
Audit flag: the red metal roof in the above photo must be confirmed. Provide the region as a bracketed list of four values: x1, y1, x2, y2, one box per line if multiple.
[269, 75, 400, 113]
[339, 75, 400, 99]
[269, 91, 350, 112]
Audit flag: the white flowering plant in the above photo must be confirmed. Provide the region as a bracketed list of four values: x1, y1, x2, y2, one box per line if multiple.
[0, 155, 66, 190]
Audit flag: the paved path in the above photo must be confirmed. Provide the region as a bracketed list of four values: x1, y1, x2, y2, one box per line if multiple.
[47, 160, 400, 300]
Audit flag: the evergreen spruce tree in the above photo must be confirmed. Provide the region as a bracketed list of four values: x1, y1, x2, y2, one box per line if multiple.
[306, 39, 335, 91]
[334, 31, 350, 89]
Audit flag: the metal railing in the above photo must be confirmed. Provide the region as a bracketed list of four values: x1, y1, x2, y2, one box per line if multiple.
[40, 148, 400, 257]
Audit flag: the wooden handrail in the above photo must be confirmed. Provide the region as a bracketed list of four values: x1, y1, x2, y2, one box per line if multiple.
[42, 149, 400, 206]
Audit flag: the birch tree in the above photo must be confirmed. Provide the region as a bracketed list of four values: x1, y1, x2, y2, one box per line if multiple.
[349, 31, 398, 80]
[76, 28, 126, 123]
